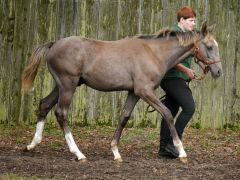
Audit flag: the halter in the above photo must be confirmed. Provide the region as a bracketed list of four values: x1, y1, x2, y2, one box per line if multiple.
[192, 43, 221, 80]
[146, 40, 221, 113]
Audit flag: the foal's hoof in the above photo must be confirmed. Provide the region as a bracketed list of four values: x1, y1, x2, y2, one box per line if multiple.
[75, 158, 87, 163]
[179, 157, 188, 164]
[115, 157, 123, 163]
[23, 146, 31, 152]
[80, 159, 87, 163]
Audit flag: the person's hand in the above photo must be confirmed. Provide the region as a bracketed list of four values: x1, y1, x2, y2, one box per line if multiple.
[174, 64, 196, 79]
[184, 68, 195, 79]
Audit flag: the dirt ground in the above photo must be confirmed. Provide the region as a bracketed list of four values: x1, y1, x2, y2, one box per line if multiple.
[0, 126, 239, 179]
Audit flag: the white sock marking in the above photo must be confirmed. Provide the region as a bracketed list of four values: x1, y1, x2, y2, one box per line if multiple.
[173, 139, 187, 158]
[111, 146, 121, 160]
[111, 140, 121, 160]
[27, 121, 45, 150]
[65, 132, 86, 160]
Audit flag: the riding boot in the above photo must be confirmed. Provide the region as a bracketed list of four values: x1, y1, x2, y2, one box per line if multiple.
[159, 120, 170, 151]
[159, 137, 179, 158]
[159, 123, 179, 158]
[159, 137, 171, 156]
[159, 106, 181, 158]
[164, 138, 179, 158]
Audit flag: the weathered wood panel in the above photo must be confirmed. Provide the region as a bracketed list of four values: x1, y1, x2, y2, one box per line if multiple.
[0, 0, 239, 128]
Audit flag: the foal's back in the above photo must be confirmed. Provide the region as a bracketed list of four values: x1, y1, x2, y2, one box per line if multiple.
[46, 36, 163, 91]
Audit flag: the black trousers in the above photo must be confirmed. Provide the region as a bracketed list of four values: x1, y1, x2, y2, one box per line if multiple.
[159, 78, 195, 148]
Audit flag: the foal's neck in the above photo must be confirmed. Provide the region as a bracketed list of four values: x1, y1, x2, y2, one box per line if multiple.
[166, 43, 194, 71]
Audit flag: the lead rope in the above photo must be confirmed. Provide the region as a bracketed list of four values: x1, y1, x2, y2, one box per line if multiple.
[146, 95, 166, 113]
[146, 44, 219, 113]
[193, 58, 210, 80]
[146, 59, 209, 113]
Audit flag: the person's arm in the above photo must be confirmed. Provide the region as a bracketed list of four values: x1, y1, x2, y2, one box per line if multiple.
[174, 64, 195, 79]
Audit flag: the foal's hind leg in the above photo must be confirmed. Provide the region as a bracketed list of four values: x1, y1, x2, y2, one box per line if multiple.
[111, 91, 139, 162]
[135, 87, 187, 163]
[26, 86, 59, 151]
[55, 79, 86, 161]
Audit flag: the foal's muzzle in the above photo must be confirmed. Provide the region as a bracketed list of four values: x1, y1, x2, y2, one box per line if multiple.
[209, 61, 222, 79]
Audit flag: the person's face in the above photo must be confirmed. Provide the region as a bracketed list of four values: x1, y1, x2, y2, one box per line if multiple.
[179, 17, 196, 31]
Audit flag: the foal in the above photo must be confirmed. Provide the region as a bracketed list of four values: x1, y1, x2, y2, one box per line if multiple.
[22, 22, 222, 163]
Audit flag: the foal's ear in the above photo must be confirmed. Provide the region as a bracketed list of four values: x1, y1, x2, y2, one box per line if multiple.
[207, 24, 216, 33]
[201, 21, 208, 36]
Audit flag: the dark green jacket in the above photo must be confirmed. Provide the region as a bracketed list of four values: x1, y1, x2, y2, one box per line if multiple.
[163, 23, 192, 80]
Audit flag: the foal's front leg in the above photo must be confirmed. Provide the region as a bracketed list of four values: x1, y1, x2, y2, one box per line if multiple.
[135, 87, 187, 163]
[111, 92, 139, 162]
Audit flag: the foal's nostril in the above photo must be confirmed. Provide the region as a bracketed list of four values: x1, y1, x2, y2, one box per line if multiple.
[212, 68, 222, 78]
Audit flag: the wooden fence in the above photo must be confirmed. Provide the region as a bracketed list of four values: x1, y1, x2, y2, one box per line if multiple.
[0, 0, 239, 128]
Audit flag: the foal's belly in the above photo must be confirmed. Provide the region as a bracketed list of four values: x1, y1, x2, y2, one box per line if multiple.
[82, 71, 134, 92]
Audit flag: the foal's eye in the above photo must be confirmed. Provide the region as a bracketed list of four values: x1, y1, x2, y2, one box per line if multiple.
[207, 46, 213, 51]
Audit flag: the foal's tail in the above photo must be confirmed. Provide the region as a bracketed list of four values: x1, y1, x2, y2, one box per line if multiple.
[21, 42, 54, 93]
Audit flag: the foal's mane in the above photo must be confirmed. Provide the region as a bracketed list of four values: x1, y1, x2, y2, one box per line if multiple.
[133, 28, 201, 47]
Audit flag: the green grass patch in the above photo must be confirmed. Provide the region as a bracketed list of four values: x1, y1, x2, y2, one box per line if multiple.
[0, 173, 58, 180]
[190, 122, 202, 129]
[147, 131, 158, 141]
[223, 123, 240, 131]
[49, 140, 63, 149]
[15, 136, 24, 144]
[121, 128, 145, 144]
[236, 145, 240, 154]
[185, 145, 193, 152]
[44, 124, 62, 136]
[121, 128, 158, 146]
[199, 139, 216, 150]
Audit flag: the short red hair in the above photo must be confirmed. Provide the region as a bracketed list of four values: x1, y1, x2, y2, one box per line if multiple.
[177, 6, 196, 22]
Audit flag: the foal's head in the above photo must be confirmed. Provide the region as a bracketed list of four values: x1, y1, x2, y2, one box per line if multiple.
[174, 22, 222, 79]
[197, 22, 222, 78]
[134, 23, 223, 79]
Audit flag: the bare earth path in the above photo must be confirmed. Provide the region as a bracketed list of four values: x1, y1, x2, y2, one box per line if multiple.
[0, 125, 239, 179]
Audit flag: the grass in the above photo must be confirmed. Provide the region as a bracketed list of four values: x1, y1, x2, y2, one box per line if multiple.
[236, 145, 240, 154]
[223, 123, 240, 131]
[120, 128, 159, 150]
[185, 145, 193, 152]
[1, 173, 39, 180]
[0, 173, 62, 180]
[1, 123, 239, 179]
[200, 139, 216, 150]
[15, 136, 24, 144]
[0, 123, 239, 155]
[48, 140, 64, 149]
